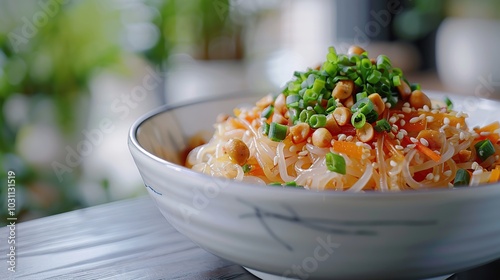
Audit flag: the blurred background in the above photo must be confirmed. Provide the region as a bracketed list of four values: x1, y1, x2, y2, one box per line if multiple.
[1, 0, 499, 223]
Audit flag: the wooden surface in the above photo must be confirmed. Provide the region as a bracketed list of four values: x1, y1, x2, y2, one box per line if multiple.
[1, 195, 499, 280]
[0, 196, 257, 280]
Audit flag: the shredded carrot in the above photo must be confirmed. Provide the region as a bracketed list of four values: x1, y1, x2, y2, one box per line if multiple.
[415, 141, 441, 162]
[475, 121, 500, 143]
[332, 141, 364, 160]
[383, 137, 404, 160]
[489, 168, 500, 183]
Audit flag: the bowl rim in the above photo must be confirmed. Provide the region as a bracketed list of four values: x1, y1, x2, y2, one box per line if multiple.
[128, 92, 500, 197]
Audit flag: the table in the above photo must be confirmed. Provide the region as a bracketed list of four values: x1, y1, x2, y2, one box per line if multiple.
[1, 196, 499, 280]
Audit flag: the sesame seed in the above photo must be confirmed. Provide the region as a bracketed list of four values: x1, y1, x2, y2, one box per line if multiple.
[389, 116, 398, 123]
[403, 102, 410, 107]
[356, 141, 363, 147]
[426, 173, 434, 180]
[434, 150, 441, 155]
[395, 145, 404, 150]
[443, 117, 450, 125]
[472, 169, 483, 176]
[426, 116, 434, 122]
[390, 160, 397, 167]
[363, 143, 372, 150]
[444, 170, 452, 177]
[385, 102, 392, 109]
[392, 125, 399, 133]
[407, 144, 416, 149]
[298, 150, 309, 157]
[420, 138, 429, 146]
[480, 131, 491, 136]
[423, 105, 430, 112]
[433, 174, 440, 182]
[346, 135, 354, 142]
[459, 132, 466, 140]
[409, 117, 420, 123]
[410, 137, 418, 143]
[431, 109, 439, 114]
[398, 114, 405, 118]
[400, 120, 406, 126]
[402, 107, 412, 113]
[338, 134, 347, 141]
[419, 114, 426, 120]
[472, 162, 479, 170]
[456, 123, 461, 129]
[400, 129, 408, 135]
[397, 131, 404, 140]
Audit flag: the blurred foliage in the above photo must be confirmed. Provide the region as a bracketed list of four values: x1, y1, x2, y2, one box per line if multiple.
[0, 1, 128, 223]
[0, 0, 246, 224]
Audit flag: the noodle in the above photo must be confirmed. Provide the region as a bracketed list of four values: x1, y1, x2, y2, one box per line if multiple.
[185, 45, 500, 191]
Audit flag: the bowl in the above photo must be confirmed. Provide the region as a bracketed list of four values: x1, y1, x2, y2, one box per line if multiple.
[128, 91, 500, 279]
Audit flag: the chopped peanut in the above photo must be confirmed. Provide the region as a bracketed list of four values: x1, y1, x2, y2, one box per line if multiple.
[409, 90, 432, 109]
[312, 128, 333, 148]
[290, 123, 311, 144]
[397, 81, 412, 100]
[456, 149, 472, 163]
[325, 114, 342, 134]
[333, 107, 352, 126]
[272, 112, 288, 125]
[343, 95, 354, 108]
[356, 123, 375, 142]
[223, 139, 250, 166]
[368, 93, 386, 115]
[332, 80, 354, 100]
[348, 45, 366, 56]
[274, 93, 287, 115]
[256, 94, 274, 109]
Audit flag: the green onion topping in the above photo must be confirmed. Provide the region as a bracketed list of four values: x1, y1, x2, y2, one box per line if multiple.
[326, 152, 346, 174]
[444, 96, 453, 110]
[454, 169, 470, 187]
[475, 139, 495, 161]
[374, 119, 391, 133]
[262, 105, 274, 119]
[309, 114, 327, 128]
[351, 111, 366, 129]
[262, 122, 270, 135]
[268, 122, 288, 142]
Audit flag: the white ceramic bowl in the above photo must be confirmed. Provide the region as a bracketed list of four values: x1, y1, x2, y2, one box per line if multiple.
[129, 92, 500, 279]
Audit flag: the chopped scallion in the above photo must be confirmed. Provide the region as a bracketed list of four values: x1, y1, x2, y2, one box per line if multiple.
[475, 139, 495, 161]
[454, 169, 470, 187]
[374, 119, 391, 132]
[326, 152, 346, 175]
[268, 122, 288, 142]
[444, 96, 453, 110]
[262, 122, 270, 135]
[351, 111, 366, 129]
[309, 114, 327, 128]
[262, 105, 274, 119]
